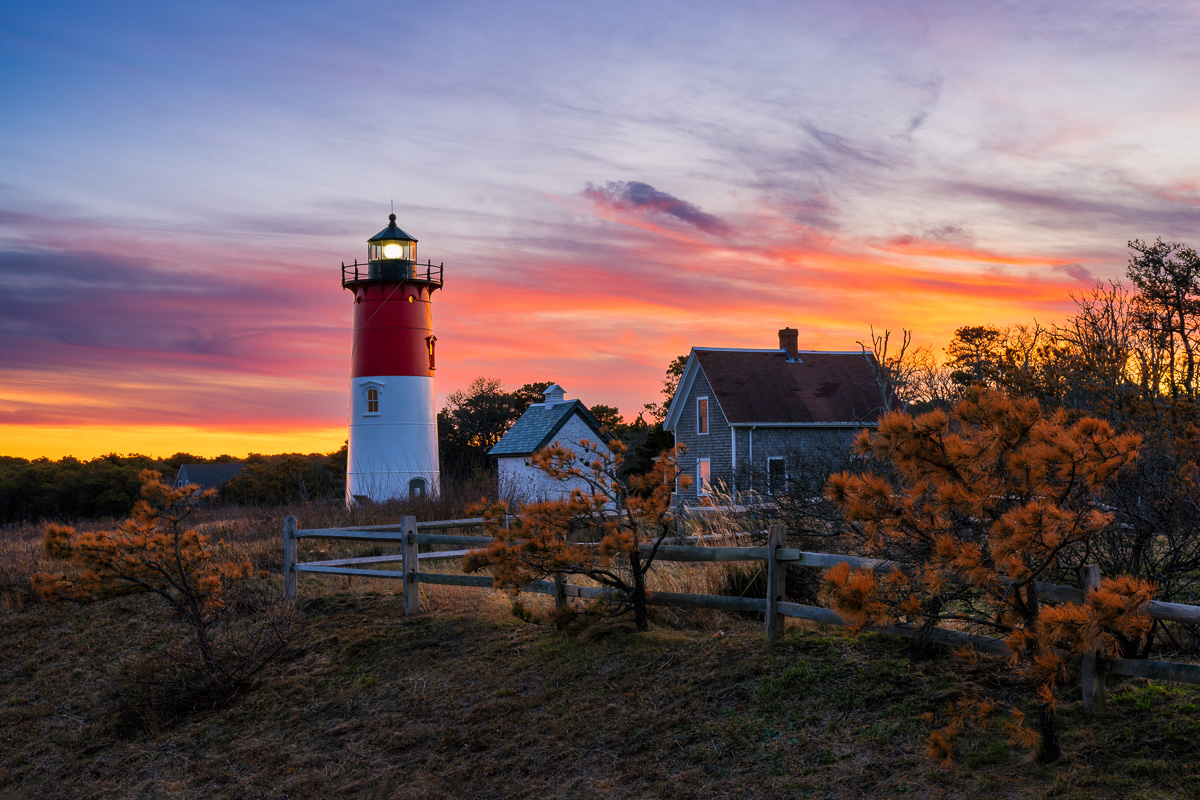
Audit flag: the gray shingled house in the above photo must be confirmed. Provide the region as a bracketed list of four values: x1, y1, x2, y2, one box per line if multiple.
[488, 385, 614, 504]
[663, 328, 892, 505]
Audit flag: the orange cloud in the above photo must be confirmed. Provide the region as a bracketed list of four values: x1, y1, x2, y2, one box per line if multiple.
[871, 237, 1073, 266]
[0, 204, 1102, 460]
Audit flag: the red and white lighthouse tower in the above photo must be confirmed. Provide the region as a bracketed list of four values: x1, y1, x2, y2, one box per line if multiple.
[341, 214, 442, 504]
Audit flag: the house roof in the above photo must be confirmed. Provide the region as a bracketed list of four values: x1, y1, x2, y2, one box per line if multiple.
[664, 347, 891, 430]
[175, 462, 245, 490]
[488, 399, 609, 457]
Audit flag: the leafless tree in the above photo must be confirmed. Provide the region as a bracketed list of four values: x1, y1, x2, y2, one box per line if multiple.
[858, 326, 911, 411]
[1053, 280, 1138, 423]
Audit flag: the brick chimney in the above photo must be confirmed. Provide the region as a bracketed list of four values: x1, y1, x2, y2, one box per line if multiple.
[778, 327, 799, 361]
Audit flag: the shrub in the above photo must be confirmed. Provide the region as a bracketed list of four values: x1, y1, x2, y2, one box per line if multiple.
[33, 471, 292, 728]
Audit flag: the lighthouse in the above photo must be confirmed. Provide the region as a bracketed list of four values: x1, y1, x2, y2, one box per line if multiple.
[341, 214, 442, 504]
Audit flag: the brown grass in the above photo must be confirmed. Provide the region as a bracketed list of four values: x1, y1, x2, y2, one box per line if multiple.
[5, 505, 1200, 798]
[6, 588, 1200, 799]
[0, 525, 43, 610]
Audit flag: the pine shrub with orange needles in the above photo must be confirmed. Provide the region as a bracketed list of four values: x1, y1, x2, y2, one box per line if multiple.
[464, 440, 687, 631]
[33, 471, 291, 704]
[824, 388, 1154, 763]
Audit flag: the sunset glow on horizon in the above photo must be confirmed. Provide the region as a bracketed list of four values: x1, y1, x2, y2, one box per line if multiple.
[4, 2, 1200, 460]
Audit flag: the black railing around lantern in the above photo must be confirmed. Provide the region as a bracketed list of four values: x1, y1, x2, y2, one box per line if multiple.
[341, 259, 444, 289]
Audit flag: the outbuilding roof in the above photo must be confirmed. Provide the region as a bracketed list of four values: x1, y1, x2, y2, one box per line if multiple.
[664, 348, 891, 430]
[488, 400, 609, 458]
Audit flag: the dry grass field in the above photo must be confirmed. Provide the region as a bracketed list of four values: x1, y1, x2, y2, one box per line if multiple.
[3, 504, 1200, 799]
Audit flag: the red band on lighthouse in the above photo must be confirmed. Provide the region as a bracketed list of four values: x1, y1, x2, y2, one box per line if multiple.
[351, 284, 435, 378]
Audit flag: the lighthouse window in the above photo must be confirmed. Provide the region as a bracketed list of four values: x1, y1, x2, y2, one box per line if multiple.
[409, 477, 427, 498]
[367, 388, 379, 413]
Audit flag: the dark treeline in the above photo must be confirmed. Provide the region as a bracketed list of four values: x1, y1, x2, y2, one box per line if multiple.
[223, 450, 347, 507]
[0, 450, 348, 525]
[0, 453, 165, 523]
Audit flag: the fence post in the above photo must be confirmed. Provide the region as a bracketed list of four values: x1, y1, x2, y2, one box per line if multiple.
[766, 524, 785, 641]
[283, 515, 297, 602]
[402, 515, 420, 616]
[1081, 563, 1105, 711]
[553, 572, 567, 614]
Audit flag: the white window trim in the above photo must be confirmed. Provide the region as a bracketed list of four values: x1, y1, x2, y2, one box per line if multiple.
[697, 458, 711, 496]
[697, 396, 709, 436]
[767, 457, 786, 496]
[673, 444, 680, 495]
[361, 381, 384, 417]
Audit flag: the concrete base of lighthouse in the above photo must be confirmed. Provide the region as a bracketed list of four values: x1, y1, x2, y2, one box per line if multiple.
[346, 375, 441, 505]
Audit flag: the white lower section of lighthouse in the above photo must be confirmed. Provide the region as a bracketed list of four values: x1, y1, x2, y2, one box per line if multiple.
[346, 375, 441, 504]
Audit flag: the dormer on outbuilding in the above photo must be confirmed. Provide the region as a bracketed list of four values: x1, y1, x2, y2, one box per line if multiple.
[543, 384, 566, 407]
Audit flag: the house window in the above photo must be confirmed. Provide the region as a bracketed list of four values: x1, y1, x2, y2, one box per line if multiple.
[367, 387, 379, 414]
[409, 477, 426, 498]
[697, 397, 709, 435]
[697, 459, 711, 496]
[768, 457, 786, 496]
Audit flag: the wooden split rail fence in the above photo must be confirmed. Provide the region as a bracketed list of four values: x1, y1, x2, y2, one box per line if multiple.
[284, 514, 1200, 710]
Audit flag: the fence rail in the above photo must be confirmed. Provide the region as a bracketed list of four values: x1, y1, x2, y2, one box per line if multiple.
[283, 514, 1200, 710]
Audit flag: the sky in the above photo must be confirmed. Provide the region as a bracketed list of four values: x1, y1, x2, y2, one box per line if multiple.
[3, 0, 1200, 460]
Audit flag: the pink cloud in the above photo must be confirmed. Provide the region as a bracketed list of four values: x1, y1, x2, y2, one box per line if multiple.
[0, 200, 1100, 458]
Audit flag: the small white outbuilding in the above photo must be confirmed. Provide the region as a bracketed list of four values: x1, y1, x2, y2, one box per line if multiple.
[488, 384, 615, 505]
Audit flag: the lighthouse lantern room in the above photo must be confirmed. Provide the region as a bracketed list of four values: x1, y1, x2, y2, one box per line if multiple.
[341, 213, 444, 505]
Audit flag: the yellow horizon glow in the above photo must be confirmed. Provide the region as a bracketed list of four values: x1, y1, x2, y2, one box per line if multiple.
[0, 424, 348, 461]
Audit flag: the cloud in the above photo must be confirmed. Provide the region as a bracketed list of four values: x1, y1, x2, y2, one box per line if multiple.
[902, 75, 943, 138]
[1053, 262, 1095, 283]
[0, 247, 341, 370]
[938, 179, 1200, 232]
[874, 236, 1062, 267]
[801, 124, 893, 169]
[0, 243, 349, 443]
[583, 181, 731, 236]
